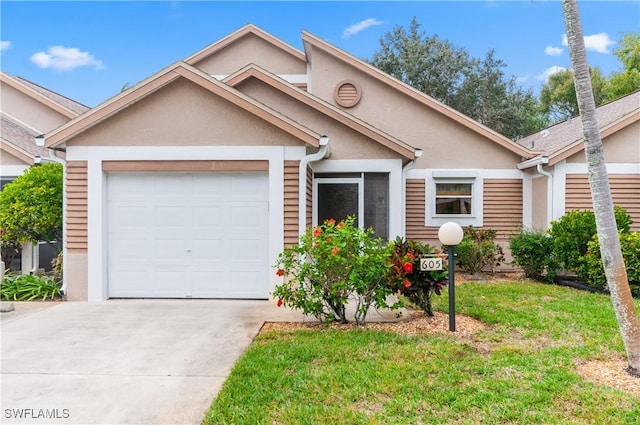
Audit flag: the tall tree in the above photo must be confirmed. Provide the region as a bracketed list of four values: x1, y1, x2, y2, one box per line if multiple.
[370, 17, 470, 103]
[562, 0, 640, 377]
[539, 67, 607, 122]
[369, 18, 547, 140]
[605, 32, 640, 101]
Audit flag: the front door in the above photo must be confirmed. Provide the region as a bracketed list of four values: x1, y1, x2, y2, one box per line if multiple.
[315, 173, 388, 238]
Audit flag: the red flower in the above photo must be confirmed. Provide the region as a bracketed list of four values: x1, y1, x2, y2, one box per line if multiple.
[406, 253, 415, 260]
[277, 299, 283, 307]
[332, 246, 339, 255]
[327, 218, 336, 226]
[403, 262, 413, 273]
[336, 222, 344, 229]
[313, 227, 321, 237]
[276, 269, 285, 277]
[402, 279, 412, 288]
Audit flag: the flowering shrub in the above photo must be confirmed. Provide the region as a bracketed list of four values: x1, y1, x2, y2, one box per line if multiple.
[273, 217, 404, 325]
[389, 237, 448, 316]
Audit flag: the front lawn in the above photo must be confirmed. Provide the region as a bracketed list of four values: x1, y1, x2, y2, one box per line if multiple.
[204, 281, 640, 424]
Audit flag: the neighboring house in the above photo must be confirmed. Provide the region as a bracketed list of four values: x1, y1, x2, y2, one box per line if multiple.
[38, 25, 638, 301]
[516, 91, 640, 231]
[0, 71, 89, 272]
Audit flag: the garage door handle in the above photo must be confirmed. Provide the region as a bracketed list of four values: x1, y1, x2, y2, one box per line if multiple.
[186, 249, 192, 252]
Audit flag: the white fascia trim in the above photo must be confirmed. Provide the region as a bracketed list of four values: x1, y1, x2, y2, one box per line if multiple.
[77, 145, 287, 301]
[284, 146, 307, 161]
[563, 162, 640, 174]
[517, 156, 549, 170]
[0, 165, 30, 177]
[311, 159, 404, 239]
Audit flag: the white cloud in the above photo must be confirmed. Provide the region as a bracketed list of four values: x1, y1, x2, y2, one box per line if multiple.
[30, 46, 104, 71]
[544, 46, 563, 56]
[536, 66, 566, 81]
[561, 32, 615, 54]
[0, 41, 11, 51]
[342, 18, 383, 39]
[515, 75, 530, 84]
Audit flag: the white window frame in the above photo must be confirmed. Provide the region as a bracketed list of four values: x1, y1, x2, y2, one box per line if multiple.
[426, 170, 483, 227]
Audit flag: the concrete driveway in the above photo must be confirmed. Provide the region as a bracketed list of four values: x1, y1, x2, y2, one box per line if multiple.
[1, 300, 306, 425]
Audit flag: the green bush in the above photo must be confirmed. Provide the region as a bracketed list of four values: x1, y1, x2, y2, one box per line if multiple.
[581, 232, 640, 295]
[455, 226, 505, 275]
[389, 238, 447, 317]
[1, 273, 62, 301]
[273, 217, 403, 325]
[509, 228, 557, 282]
[549, 206, 631, 275]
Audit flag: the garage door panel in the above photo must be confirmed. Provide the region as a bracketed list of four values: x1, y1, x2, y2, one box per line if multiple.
[108, 172, 268, 299]
[191, 239, 225, 259]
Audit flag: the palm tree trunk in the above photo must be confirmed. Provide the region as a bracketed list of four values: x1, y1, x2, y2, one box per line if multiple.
[562, 0, 640, 377]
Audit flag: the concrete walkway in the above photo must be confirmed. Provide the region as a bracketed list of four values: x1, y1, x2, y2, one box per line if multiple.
[0, 300, 307, 425]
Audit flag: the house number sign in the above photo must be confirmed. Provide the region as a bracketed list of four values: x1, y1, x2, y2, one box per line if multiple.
[420, 257, 443, 271]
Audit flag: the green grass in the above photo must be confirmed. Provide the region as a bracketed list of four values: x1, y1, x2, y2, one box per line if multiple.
[203, 281, 640, 424]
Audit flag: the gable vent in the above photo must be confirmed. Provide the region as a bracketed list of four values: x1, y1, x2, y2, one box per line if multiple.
[334, 80, 362, 108]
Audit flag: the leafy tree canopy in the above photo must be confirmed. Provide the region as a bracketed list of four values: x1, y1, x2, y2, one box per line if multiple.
[369, 17, 548, 140]
[0, 163, 63, 244]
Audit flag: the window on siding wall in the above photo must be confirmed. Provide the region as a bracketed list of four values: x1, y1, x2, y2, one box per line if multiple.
[427, 173, 483, 227]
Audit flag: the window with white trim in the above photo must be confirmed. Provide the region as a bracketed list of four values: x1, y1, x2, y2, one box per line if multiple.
[427, 172, 483, 227]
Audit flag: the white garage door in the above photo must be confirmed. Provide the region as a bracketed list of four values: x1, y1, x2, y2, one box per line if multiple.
[107, 172, 269, 298]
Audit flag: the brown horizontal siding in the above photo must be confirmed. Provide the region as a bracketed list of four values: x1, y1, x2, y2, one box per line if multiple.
[406, 179, 438, 241]
[566, 174, 640, 231]
[483, 179, 523, 240]
[284, 161, 300, 247]
[66, 161, 88, 252]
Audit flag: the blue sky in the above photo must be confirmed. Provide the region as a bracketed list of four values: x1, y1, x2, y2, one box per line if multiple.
[1, 1, 638, 107]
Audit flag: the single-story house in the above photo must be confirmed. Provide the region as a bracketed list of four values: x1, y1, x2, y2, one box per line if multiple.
[37, 25, 639, 301]
[0, 71, 88, 273]
[516, 90, 640, 231]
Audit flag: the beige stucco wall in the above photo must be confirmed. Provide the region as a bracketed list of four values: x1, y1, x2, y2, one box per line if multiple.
[235, 78, 401, 160]
[65, 252, 88, 301]
[308, 49, 523, 169]
[0, 148, 28, 166]
[531, 174, 548, 230]
[0, 82, 69, 133]
[193, 34, 306, 76]
[67, 79, 306, 147]
[567, 120, 640, 164]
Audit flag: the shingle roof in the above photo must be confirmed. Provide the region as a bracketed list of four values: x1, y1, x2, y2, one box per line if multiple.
[14, 76, 89, 116]
[517, 91, 640, 156]
[1, 114, 50, 159]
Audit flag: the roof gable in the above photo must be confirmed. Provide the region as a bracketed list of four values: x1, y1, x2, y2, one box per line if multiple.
[1, 114, 50, 164]
[517, 91, 640, 166]
[301, 31, 535, 160]
[0, 71, 88, 119]
[185, 24, 306, 74]
[44, 62, 321, 148]
[224, 64, 416, 159]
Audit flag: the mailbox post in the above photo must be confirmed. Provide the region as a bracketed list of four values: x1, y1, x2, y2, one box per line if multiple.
[438, 222, 464, 332]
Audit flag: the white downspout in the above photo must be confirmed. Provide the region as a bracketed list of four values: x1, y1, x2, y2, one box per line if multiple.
[299, 136, 330, 238]
[401, 149, 423, 238]
[35, 135, 68, 293]
[536, 163, 554, 228]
